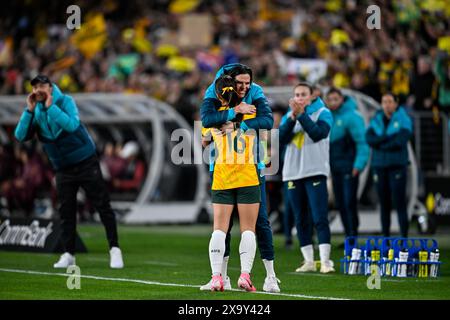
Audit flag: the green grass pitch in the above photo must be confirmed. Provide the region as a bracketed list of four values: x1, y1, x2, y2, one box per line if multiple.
[0, 224, 449, 300]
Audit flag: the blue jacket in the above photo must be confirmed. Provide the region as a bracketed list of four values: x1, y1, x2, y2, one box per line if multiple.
[365, 106, 412, 168]
[200, 63, 273, 131]
[330, 96, 369, 173]
[15, 84, 96, 170]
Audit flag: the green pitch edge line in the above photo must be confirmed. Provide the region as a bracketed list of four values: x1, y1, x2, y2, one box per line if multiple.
[0, 268, 350, 300]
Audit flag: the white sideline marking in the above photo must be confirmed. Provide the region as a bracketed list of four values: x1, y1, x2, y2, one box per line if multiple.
[0, 268, 349, 300]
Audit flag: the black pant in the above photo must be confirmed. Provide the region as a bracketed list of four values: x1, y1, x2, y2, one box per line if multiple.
[372, 166, 409, 238]
[331, 171, 359, 238]
[56, 155, 119, 254]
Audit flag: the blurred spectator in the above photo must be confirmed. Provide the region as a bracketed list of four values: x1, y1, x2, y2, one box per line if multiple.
[2, 0, 450, 222]
[434, 50, 450, 111]
[0, 143, 16, 183]
[0, 143, 17, 215]
[1, 146, 45, 216]
[409, 55, 436, 111]
[100, 141, 127, 187]
[0, 0, 448, 127]
[112, 141, 146, 192]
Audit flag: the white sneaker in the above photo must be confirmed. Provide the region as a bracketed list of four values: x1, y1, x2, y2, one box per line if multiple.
[110, 247, 124, 269]
[53, 252, 76, 268]
[200, 276, 232, 291]
[263, 276, 281, 293]
[295, 261, 317, 272]
[320, 260, 335, 273]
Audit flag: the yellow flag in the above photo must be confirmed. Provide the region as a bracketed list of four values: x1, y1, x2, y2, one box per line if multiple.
[330, 29, 350, 46]
[166, 56, 196, 72]
[46, 56, 77, 72]
[438, 36, 450, 54]
[333, 72, 350, 88]
[420, 0, 446, 12]
[71, 13, 107, 59]
[156, 44, 179, 57]
[122, 19, 152, 54]
[325, 0, 342, 12]
[169, 0, 201, 14]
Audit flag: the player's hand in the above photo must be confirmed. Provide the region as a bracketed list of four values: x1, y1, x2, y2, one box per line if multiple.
[219, 121, 235, 134]
[44, 87, 53, 108]
[201, 135, 212, 148]
[235, 102, 256, 115]
[26, 93, 37, 112]
[352, 168, 359, 177]
[289, 98, 305, 117]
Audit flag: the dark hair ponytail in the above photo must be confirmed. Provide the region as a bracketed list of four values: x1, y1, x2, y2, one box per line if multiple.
[215, 75, 239, 108]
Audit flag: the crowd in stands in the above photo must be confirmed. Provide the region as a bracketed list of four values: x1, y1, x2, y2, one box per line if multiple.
[1, 0, 450, 219]
[1, 0, 450, 125]
[0, 140, 145, 218]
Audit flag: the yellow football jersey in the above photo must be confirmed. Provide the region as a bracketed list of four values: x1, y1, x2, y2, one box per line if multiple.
[202, 105, 259, 190]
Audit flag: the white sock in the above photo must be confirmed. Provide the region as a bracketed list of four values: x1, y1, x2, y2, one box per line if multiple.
[209, 230, 226, 276]
[319, 243, 331, 264]
[301, 244, 314, 262]
[239, 230, 256, 274]
[222, 256, 229, 279]
[262, 259, 276, 277]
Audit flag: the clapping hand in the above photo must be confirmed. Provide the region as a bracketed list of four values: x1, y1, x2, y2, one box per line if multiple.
[289, 98, 306, 119]
[219, 121, 235, 135]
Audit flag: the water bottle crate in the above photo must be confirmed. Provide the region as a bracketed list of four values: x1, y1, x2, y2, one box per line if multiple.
[340, 236, 442, 278]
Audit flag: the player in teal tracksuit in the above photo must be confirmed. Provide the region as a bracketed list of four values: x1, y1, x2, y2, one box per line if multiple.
[366, 93, 412, 238]
[279, 83, 335, 273]
[200, 63, 279, 292]
[15, 75, 123, 269]
[326, 88, 369, 241]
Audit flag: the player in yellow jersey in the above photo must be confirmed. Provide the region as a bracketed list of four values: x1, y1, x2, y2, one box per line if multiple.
[200, 64, 279, 293]
[202, 75, 260, 292]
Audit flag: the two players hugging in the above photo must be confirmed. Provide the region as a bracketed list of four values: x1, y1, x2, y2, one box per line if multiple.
[201, 74, 257, 150]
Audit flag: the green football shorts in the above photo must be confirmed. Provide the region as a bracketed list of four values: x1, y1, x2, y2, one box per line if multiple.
[211, 185, 261, 204]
